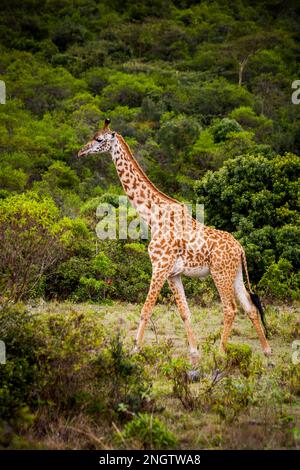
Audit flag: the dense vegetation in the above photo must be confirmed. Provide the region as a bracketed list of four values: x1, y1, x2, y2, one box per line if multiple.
[0, 0, 299, 302]
[1, 301, 300, 449]
[0, 0, 300, 451]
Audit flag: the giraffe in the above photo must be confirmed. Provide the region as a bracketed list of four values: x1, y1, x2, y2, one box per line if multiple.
[78, 119, 272, 363]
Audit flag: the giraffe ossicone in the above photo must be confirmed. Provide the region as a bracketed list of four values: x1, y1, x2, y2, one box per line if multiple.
[78, 120, 271, 361]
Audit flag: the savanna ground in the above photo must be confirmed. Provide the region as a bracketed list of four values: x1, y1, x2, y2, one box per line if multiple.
[3, 298, 298, 450]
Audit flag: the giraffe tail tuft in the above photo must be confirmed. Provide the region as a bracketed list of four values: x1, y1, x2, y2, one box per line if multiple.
[241, 249, 268, 338]
[249, 292, 268, 339]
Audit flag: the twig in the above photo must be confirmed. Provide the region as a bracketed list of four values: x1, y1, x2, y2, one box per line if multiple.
[112, 421, 126, 447]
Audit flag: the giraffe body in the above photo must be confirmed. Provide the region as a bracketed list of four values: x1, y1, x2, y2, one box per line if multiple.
[78, 121, 271, 362]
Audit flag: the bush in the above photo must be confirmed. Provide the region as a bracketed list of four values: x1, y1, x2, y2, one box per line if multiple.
[158, 112, 201, 155]
[0, 193, 65, 301]
[226, 343, 253, 377]
[162, 357, 199, 410]
[262, 307, 300, 339]
[195, 153, 300, 287]
[211, 376, 255, 422]
[0, 303, 41, 421]
[92, 335, 153, 419]
[0, 303, 104, 419]
[0, 192, 92, 301]
[0, 303, 154, 447]
[0, 165, 28, 192]
[258, 258, 300, 301]
[211, 118, 243, 143]
[118, 413, 177, 449]
[229, 106, 273, 141]
[96, 240, 152, 303]
[100, 71, 162, 109]
[277, 363, 300, 397]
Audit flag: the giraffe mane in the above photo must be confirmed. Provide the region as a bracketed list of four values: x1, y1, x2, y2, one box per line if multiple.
[116, 134, 181, 205]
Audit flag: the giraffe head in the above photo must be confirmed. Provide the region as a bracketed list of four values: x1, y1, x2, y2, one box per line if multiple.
[78, 118, 116, 157]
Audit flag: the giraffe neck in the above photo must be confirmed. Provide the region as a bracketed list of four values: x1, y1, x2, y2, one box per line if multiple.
[111, 135, 180, 227]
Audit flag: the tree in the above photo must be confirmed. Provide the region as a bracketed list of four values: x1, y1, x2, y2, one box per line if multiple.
[222, 32, 281, 87]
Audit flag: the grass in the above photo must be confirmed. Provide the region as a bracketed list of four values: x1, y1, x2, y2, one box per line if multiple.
[20, 299, 300, 450]
[28, 299, 299, 361]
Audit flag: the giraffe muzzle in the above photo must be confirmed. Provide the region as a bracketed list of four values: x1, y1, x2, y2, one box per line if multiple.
[78, 143, 93, 157]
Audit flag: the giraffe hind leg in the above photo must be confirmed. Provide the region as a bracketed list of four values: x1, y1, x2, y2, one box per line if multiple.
[211, 270, 237, 353]
[219, 292, 237, 354]
[234, 267, 271, 356]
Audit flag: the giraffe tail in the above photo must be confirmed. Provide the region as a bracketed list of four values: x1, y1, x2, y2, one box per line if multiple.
[241, 249, 252, 292]
[241, 249, 268, 338]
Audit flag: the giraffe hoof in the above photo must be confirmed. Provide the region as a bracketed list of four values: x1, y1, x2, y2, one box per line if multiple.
[264, 347, 272, 357]
[187, 370, 200, 382]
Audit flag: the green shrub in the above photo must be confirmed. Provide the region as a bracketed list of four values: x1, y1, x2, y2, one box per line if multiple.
[0, 192, 90, 301]
[258, 258, 300, 301]
[211, 376, 255, 422]
[211, 118, 243, 143]
[0, 303, 41, 421]
[45, 256, 91, 300]
[265, 307, 300, 339]
[0, 165, 28, 192]
[118, 413, 177, 449]
[226, 343, 253, 377]
[0, 303, 155, 447]
[195, 153, 300, 288]
[162, 358, 199, 410]
[0, 303, 104, 419]
[274, 362, 300, 398]
[92, 335, 153, 419]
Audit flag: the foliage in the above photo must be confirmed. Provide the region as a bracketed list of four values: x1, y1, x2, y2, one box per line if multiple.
[0, 0, 299, 303]
[0, 0, 299, 452]
[195, 153, 300, 295]
[0, 303, 154, 448]
[0, 193, 66, 301]
[162, 357, 199, 410]
[211, 375, 255, 422]
[226, 343, 253, 377]
[211, 118, 243, 143]
[258, 258, 300, 301]
[118, 413, 177, 449]
[0, 301, 299, 449]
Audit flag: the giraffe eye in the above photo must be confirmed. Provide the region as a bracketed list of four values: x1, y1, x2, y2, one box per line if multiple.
[96, 137, 103, 143]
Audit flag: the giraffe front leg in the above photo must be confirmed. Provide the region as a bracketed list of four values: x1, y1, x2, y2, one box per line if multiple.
[168, 275, 199, 366]
[135, 269, 168, 350]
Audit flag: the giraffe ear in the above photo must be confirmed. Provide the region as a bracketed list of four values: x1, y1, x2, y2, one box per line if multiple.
[103, 118, 110, 130]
